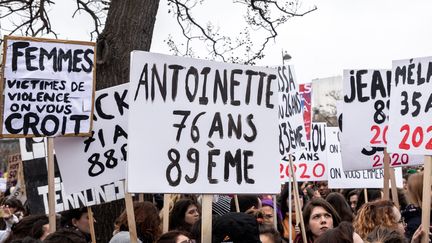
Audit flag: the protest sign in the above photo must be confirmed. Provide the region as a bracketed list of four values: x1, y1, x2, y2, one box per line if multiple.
[19, 137, 125, 214]
[341, 69, 423, 171]
[6, 154, 21, 188]
[388, 57, 432, 155]
[326, 127, 403, 188]
[278, 66, 307, 158]
[128, 52, 279, 194]
[299, 83, 312, 140]
[280, 123, 327, 182]
[22, 157, 125, 214]
[55, 84, 128, 193]
[0, 36, 96, 137]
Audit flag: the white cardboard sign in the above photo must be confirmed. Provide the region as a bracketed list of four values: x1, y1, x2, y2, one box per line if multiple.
[128, 52, 280, 194]
[341, 70, 423, 170]
[326, 127, 403, 188]
[280, 123, 328, 182]
[388, 56, 432, 155]
[278, 66, 307, 158]
[55, 84, 128, 193]
[19, 138, 125, 213]
[1, 36, 95, 137]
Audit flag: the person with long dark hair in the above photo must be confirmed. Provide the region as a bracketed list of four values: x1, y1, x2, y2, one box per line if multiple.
[294, 198, 341, 243]
[169, 199, 200, 233]
[326, 192, 354, 222]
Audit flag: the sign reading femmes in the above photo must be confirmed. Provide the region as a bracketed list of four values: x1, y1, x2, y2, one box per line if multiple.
[128, 52, 279, 194]
[0, 36, 96, 137]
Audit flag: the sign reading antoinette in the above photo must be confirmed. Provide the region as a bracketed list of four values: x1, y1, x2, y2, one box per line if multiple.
[0, 36, 96, 137]
[128, 52, 279, 194]
[388, 57, 432, 155]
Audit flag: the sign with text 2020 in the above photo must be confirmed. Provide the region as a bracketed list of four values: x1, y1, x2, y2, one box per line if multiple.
[388, 57, 432, 155]
[128, 52, 279, 194]
[1, 36, 96, 137]
[341, 69, 423, 170]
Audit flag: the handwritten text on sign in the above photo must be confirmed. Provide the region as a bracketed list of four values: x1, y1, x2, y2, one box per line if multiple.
[339, 91, 423, 171]
[343, 69, 391, 148]
[326, 127, 403, 189]
[55, 84, 128, 194]
[128, 52, 279, 194]
[2, 37, 95, 137]
[278, 66, 306, 158]
[280, 123, 327, 182]
[388, 57, 432, 155]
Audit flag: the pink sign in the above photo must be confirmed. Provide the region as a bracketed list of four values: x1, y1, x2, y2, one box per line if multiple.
[299, 83, 312, 140]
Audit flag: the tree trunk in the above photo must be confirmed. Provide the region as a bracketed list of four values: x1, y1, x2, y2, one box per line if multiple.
[93, 1, 160, 242]
[96, 0, 160, 89]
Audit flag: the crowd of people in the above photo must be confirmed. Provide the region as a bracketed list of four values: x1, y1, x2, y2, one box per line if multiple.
[0, 170, 430, 243]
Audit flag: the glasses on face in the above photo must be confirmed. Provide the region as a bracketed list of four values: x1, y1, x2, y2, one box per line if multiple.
[311, 213, 332, 221]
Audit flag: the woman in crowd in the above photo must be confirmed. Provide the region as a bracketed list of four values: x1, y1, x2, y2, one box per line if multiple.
[260, 198, 284, 234]
[169, 199, 200, 233]
[109, 201, 161, 243]
[157, 230, 191, 243]
[346, 190, 359, 214]
[60, 207, 91, 242]
[365, 226, 406, 243]
[259, 223, 283, 243]
[355, 189, 382, 213]
[325, 192, 354, 222]
[314, 221, 363, 243]
[294, 198, 341, 243]
[401, 172, 432, 241]
[353, 200, 405, 240]
[4, 214, 50, 242]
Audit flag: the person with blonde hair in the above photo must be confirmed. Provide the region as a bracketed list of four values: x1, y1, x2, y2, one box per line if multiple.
[401, 172, 432, 241]
[353, 200, 405, 240]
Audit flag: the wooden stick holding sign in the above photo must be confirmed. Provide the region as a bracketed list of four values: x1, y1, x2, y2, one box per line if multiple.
[289, 155, 307, 243]
[383, 150, 390, 200]
[273, 195, 278, 229]
[87, 207, 96, 243]
[47, 137, 56, 233]
[124, 192, 138, 243]
[288, 182, 293, 242]
[201, 195, 212, 243]
[364, 188, 368, 203]
[421, 156, 432, 243]
[163, 194, 171, 233]
[389, 167, 399, 209]
[234, 195, 240, 212]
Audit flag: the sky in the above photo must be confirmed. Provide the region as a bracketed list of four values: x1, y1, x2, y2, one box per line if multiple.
[2, 0, 432, 84]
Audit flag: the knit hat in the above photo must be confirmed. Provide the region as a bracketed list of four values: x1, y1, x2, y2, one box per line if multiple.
[212, 212, 260, 243]
[261, 198, 283, 220]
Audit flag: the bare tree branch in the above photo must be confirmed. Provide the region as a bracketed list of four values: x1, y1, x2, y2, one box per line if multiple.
[1, 0, 316, 64]
[166, 0, 317, 65]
